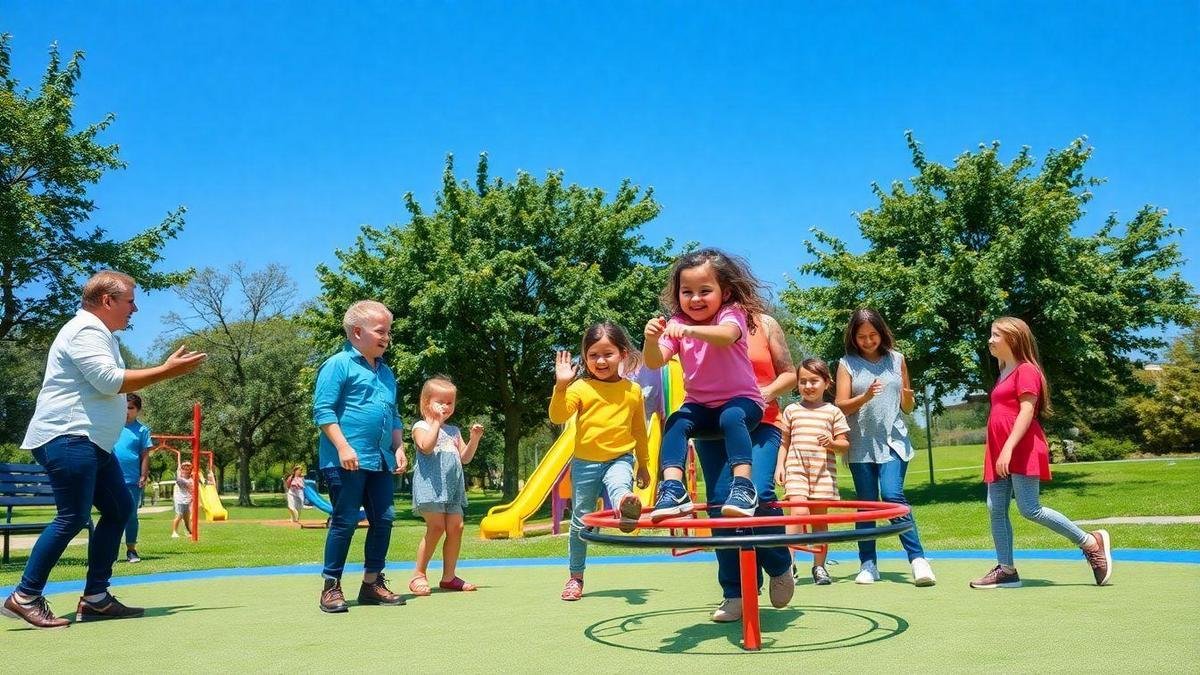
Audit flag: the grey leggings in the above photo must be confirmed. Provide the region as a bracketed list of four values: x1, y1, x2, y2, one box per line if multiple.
[987, 473, 1089, 567]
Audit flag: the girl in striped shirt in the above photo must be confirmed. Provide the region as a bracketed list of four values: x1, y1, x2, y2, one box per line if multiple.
[775, 358, 850, 585]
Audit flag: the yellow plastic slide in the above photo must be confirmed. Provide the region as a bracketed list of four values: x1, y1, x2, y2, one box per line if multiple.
[480, 419, 578, 539]
[198, 482, 228, 522]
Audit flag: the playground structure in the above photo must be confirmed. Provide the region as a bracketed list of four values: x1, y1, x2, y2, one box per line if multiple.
[147, 403, 228, 539]
[301, 479, 366, 523]
[582, 499, 913, 651]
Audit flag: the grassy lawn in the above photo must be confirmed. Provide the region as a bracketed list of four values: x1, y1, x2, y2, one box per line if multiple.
[3, 448, 1198, 587]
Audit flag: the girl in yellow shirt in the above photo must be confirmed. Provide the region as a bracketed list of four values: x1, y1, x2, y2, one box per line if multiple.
[550, 322, 651, 601]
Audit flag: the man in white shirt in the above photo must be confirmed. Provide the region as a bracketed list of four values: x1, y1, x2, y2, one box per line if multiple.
[3, 271, 206, 629]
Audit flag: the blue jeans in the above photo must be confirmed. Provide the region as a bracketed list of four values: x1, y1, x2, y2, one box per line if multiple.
[568, 455, 635, 574]
[661, 397, 762, 472]
[322, 467, 395, 579]
[18, 435, 132, 597]
[695, 425, 791, 599]
[987, 473, 1088, 567]
[848, 450, 926, 563]
[124, 484, 144, 547]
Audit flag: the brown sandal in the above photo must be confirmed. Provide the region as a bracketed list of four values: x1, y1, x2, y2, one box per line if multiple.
[408, 574, 432, 596]
[438, 576, 477, 592]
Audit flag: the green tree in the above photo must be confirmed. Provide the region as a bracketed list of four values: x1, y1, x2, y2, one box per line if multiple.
[311, 154, 671, 499]
[0, 34, 188, 342]
[144, 263, 313, 505]
[781, 133, 1197, 427]
[1134, 329, 1200, 453]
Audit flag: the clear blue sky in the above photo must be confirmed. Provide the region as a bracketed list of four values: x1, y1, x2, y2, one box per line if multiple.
[8, 1, 1198, 356]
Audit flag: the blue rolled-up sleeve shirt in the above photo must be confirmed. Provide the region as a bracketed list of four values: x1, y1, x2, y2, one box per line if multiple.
[312, 342, 404, 472]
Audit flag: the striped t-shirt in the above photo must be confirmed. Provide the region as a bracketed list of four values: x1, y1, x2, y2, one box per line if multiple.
[781, 401, 850, 500]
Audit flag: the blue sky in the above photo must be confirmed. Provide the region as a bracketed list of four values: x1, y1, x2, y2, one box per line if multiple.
[8, 1, 1198, 356]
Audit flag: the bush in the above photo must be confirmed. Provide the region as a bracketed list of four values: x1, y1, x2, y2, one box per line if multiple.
[1074, 436, 1137, 462]
[0, 443, 33, 463]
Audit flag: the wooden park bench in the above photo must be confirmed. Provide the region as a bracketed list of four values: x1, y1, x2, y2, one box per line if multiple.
[1, 462, 93, 563]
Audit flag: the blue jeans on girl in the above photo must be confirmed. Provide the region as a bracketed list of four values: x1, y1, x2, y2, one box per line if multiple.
[694, 424, 791, 598]
[568, 455, 635, 574]
[18, 435, 132, 597]
[848, 450, 926, 563]
[661, 397, 763, 471]
[321, 467, 395, 579]
[987, 473, 1088, 567]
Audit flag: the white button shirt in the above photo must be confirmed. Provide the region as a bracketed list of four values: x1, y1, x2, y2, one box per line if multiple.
[21, 309, 127, 452]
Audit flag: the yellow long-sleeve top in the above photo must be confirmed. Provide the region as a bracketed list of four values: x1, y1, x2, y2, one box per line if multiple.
[549, 378, 650, 466]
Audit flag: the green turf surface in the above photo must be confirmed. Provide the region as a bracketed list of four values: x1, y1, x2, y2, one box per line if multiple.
[3, 454, 1197, 587]
[5, 560, 1197, 671]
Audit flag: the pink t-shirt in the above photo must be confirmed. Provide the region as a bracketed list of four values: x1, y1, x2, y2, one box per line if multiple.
[659, 304, 765, 409]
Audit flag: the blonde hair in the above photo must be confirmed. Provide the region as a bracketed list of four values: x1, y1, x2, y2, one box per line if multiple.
[992, 316, 1053, 417]
[419, 375, 457, 416]
[82, 270, 135, 308]
[342, 300, 393, 337]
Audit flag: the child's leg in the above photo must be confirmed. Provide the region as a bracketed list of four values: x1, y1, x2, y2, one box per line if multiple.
[810, 506, 828, 567]
[660, 404, 708, 482]
[986, 478, 1016, 568]
[600, 455, 635, 506]
[322, 468, 366, 581]
[170, 514, 180, 534]
[1010, 474, 1091, 547]
[414, 512, 447, 578]
[440, 512, 466, 582]
[568, 459, 606, 578]
[716, 398, 764, 479]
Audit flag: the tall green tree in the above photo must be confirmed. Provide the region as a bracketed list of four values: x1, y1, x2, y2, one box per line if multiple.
[0, 34, 188, 342]
[1134, 328, 1200, 453]
[781, 133, 1197, 427]
[311, 154, 671, 499]
[144, 263, 312, 505]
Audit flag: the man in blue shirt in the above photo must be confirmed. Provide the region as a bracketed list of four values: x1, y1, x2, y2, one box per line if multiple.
[113, 393, 153, 563]
[314, 300, 408, 613]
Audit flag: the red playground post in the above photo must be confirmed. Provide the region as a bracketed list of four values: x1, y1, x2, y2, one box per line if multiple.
[152, 403, 203, 542]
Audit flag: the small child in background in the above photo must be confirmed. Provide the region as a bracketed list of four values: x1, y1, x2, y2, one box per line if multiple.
[409, 376, 485, 596]
[284, 465, 306, 524]
[171, 460, 195, 538]
[776, 358, 850, 585]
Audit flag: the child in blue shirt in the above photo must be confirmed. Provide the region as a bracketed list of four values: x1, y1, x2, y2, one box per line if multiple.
[113, 393, 153, 563]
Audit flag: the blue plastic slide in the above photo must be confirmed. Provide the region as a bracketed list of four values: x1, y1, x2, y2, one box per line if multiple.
[303, 479, 366, 520]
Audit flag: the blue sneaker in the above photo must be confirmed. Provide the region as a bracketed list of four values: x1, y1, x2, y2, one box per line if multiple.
[649, 479, 693, 522]
[720, 476, 758, 517]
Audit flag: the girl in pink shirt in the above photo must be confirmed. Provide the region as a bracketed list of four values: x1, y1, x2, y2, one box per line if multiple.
[644, 248, 767, 520]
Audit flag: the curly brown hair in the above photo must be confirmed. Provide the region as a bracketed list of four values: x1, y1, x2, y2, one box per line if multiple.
[660, 248, 767, 333]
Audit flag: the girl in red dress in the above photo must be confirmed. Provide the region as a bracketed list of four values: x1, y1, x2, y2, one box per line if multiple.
[970, 317, 1113, 589]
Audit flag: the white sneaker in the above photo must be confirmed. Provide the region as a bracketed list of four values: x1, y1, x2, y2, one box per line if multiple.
[711, 598, 743, 623]
[171, 532, 180, 539]
[854, 560, 880, 584]
[911, 557, 936, 587]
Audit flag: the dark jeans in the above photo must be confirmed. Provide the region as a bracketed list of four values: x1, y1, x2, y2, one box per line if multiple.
[321, 467, 394, 579]
[848, 450, 926, 563]
[695, 425, 791, 599]
[662, 397, 763, 472]
[124, 484, 144, 547]
[18, 435, 133, 597]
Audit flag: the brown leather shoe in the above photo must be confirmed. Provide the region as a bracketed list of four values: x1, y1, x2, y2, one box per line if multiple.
[3, 593, 70, 629]
[1083, 529, 1113, 586]
[320, 578, 349, 613]
[358, 573, 405, 606]
[75, 594, 145, 622]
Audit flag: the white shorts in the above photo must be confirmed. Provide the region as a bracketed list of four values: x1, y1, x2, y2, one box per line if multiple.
[174, 501, 191, 517]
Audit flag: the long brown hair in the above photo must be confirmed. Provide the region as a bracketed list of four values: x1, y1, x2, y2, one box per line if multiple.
[843, 308, 895, 357]
[992, 316, 1053, 417]
[580, 322, 644, 379]
[660, 248, 767, 333]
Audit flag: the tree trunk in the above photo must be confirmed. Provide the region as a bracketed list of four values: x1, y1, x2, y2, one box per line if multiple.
[217, 464, 226, 494]
[237, 450, 254, 506]
[502, 407, 522, 501]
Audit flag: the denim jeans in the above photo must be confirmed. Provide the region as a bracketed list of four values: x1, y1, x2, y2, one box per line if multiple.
[848, 450, 926, 563]
[695, 425, 791, 599]
[987, 473, 1088, 567]
[124, 484, 144, 547]
[322, 467, 395, 579]
[568, 455, 635, 574]
[661, 397, 763, 472]
[18, 435, 132, 597]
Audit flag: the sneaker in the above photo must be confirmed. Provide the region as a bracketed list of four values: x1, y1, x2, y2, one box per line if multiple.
[618, 493, 643, 533]
[854, 560, 880, 584]
[320, 578, 349, 613]
[649, 479, 693, 522]
[811, 565, 832, 585]
[711, 597, 743, 623]
[357, 573, 405, 606]
[127, 550, 141, 564]
[1083, 529, 1113, 586]
[969, 565, 1022, 589]
[2, 593, 70, 629]
[768, 570, 795, 608]
[911, 557, 936, 587]
[171, 531, 180, 539]
[561, 577, 583, 601]
[720, 476, 758, 517]
[75, 594, 144, 622]
[792, 563, 801, 584]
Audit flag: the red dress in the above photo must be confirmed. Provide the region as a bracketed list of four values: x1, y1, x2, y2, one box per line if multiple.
[984, 362, 1051, 483]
